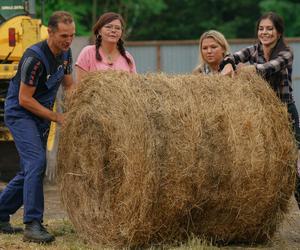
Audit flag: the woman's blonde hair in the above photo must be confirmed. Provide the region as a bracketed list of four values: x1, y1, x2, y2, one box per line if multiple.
[194, 30, 230, 73]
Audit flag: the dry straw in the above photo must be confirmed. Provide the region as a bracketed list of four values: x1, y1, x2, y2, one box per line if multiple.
[57, 71, 297, 248]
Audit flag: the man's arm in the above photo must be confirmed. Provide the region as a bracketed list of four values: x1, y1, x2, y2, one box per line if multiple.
[19, 82, 63, 124]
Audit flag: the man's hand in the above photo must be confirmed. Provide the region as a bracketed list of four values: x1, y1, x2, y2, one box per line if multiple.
[55, 112, 65, 125]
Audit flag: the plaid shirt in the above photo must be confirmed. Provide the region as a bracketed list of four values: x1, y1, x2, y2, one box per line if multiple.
[230, 43, 294, 104]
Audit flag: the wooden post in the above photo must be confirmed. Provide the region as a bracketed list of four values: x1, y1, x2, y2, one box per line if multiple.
[156, 44, 161, 72]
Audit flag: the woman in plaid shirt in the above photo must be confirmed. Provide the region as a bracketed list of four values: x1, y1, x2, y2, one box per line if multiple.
[221, 12, 300, 209]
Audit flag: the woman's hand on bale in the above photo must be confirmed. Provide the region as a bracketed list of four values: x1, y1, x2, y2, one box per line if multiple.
[240, 65, 256, 74]
[221, 63, 235, 77]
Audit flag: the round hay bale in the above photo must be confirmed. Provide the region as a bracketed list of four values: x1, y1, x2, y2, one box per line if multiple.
[57, 71, 297, 248]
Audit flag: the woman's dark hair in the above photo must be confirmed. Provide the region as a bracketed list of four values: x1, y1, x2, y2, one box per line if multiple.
[256, 12, 288, 91]
[256, 12, 285, 37]
[92, 12, 132, 66]
[256, 12, 288, 60]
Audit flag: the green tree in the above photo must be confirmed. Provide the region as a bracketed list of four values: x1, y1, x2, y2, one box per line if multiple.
[35, 0, 300, 39]
[37, 0, 166, 37]
[36, 0, 90, 35]
[129, 0, 262, 40]
[259, 0, 300, 36]
[94, 0, 167, 37]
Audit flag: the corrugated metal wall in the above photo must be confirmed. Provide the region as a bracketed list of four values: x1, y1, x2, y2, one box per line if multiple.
[289, 41, 300, 111]
[71, 38, 300, 110]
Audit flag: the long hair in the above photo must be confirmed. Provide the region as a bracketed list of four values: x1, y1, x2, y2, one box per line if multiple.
[92, 12, 132, 66]
[256, 12, 287, 59]
[194, 30, 230, 73]
[256, 12, 289, 89]
[256, 12, 284, 38]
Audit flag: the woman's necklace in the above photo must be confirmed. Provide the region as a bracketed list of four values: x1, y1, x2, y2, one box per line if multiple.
[107, 54, 113, 64]
[102, 47, 117, 66]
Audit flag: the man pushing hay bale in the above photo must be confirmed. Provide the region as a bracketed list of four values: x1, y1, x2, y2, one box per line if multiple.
[57, 71, 297, 248]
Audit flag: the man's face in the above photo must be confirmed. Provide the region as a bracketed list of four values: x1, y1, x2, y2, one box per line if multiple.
[48, 22, 75, 53]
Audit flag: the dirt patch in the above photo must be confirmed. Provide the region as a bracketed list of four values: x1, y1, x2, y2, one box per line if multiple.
[275, 200, 300, 248]
[0, 182, 67, 221]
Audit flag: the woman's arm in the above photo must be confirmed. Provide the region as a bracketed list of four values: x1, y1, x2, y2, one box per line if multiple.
[231, 45, 257, 64]
[75, 65, 88, 83]
[220, 45, 257, 76]
[75, 45, 93, 82]
[255, 49, 293, 77]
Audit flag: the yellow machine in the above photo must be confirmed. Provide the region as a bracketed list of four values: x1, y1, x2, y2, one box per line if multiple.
[0, 0, 51, 181]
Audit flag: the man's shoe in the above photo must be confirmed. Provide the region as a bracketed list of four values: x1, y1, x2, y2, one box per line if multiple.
[23, 220, 55, 243]
[0, 221, 23, 234]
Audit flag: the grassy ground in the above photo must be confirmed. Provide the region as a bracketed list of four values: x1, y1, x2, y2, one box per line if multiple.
[0, 219, 220, 250]
[1, 216, 298, 250]
[0, 183, 299, 249]
[0, 219, 91, 250]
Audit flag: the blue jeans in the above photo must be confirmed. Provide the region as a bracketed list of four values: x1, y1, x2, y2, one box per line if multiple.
[287, 103, 300, 208]
[0, 118, 48, 223]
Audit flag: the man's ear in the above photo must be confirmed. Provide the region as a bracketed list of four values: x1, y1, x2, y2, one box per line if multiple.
[48, 27, 53, 36]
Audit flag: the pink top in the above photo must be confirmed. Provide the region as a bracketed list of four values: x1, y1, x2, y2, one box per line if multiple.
[75, 45, 136, 73]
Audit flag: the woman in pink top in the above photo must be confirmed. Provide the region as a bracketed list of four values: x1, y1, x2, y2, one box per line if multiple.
[75, 12, 136, 82]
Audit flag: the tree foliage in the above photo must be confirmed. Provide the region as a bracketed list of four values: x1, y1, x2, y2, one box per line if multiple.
[259, 0, 300, 37]
[36, 0, 300, 39]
